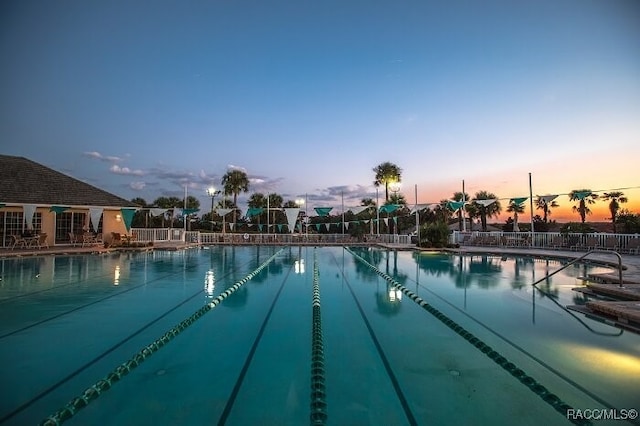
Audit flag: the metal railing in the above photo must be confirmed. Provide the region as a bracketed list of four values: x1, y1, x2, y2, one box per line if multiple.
[451, 230, 640, 254]
[530, 249, 624, 288]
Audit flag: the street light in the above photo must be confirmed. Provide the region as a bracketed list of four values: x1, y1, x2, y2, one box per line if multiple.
[207, 186, 221, 231]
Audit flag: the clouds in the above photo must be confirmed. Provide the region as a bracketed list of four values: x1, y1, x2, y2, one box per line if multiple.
[110, 164, 145, 176]
[129, 181, 146, 190]
[83, 151, 125, 162]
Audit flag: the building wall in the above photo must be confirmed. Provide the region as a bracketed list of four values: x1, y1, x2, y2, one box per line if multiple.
[0, 207, 133, 247]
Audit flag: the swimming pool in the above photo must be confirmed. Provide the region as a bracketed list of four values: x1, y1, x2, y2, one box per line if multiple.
[0, 247, 638, 425]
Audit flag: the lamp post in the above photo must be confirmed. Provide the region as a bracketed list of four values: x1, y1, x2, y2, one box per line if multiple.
[207, 187, 220, 231]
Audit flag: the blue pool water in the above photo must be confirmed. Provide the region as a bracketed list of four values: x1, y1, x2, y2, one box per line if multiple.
[0, 247, 638, 425]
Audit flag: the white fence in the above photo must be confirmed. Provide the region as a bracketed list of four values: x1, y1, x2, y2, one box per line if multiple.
[450, 230, 640, 253]
[131, 229, 411, 245]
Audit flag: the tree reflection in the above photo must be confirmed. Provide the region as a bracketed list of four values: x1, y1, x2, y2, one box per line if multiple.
[351, 247, 384, 282]
[412, 252, 455, 277]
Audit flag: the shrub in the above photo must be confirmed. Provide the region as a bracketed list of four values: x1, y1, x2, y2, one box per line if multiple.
[419, 222, 450, 248]
[560, 222, 595, 236]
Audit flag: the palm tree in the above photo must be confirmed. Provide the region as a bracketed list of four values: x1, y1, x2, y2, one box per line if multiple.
[388, 192, 407, 206]
[267, 192, 283, 230]
[452, 191, 470, 231]
[472, 191, 502, 232]
[535, 196, 559, 223]
[360, 198, 377, 234]
[247, 192, 266, 226]
[372, 162, 402, 201]
[569, 189, 598, 223]
[437, 199, 453, 223]
[222, 169, 250, 228]
[601, 191, 628, 233]
[465, 203, 479, 232]
[506, 201, 525, 231]
[361, 198, 376, 207]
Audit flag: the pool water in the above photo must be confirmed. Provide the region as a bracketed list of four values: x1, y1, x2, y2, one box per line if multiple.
[0, 247, 638, 425]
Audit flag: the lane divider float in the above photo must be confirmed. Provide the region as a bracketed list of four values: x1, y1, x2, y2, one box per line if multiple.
[346, 248, 590, 426]
[41, 248, 284, 426]
[310, 249, 327, 425]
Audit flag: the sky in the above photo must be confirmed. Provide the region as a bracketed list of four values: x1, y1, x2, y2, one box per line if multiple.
[1, 0, 639, 223]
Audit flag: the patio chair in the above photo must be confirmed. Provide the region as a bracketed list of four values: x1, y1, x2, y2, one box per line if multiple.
[36, 233, 49, 249]
[602, 236, 619, 251]
[625, 238, 640, 255]
[571, 236, 599, 251]
[110, 232, 122, 247]
[549, 236, 565, 250]
[69, 232, 79, 246]
[9, 235, 26, 250]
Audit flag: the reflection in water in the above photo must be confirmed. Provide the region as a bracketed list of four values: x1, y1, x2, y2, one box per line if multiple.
[113, 265, 120, 286]
[204, 270, 215, 298]
[351, 247, 384, 282]
[388, 286, 402, 302]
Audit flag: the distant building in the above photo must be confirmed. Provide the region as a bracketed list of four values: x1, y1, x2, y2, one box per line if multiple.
[0, 155, 139, 247]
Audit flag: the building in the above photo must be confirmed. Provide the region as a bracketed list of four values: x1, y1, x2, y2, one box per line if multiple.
[0, 155, 139, 247]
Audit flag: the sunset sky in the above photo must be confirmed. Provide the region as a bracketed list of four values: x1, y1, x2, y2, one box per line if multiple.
[1, 0, 639, 224]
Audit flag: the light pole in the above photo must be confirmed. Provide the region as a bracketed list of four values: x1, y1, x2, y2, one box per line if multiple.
[207, 187, 220, 231]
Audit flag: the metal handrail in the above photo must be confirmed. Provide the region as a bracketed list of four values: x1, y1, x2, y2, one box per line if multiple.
[531, 249, 624, 288]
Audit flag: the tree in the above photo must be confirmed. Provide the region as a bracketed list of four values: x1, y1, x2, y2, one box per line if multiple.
[616, 209, 640, 234]
[452, 191, 470, 231]
[222, 169, 250, 229]
[361, 198, 376, 207]
[130, 197, 148, 228]
[267, 192, 284, 228]
[437, 199, 453, 223]
[535, 196, 559, 223]
[372, 162, 402, 202]
[506, 200, 525, 231]
[465, 203, 479, 232]
[471, 191, 502, 232]
[152, 196, 183, 227]
[601, 191, 628, 233]
[388, 192, 407, 206]
[569, 189, 598, 223]
[247, 192, 267, 226]
[183, 195, 201, 230]
[359, 198, 377, 234]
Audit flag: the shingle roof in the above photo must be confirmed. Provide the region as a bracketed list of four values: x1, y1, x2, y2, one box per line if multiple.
[0, 155, 138, 208]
